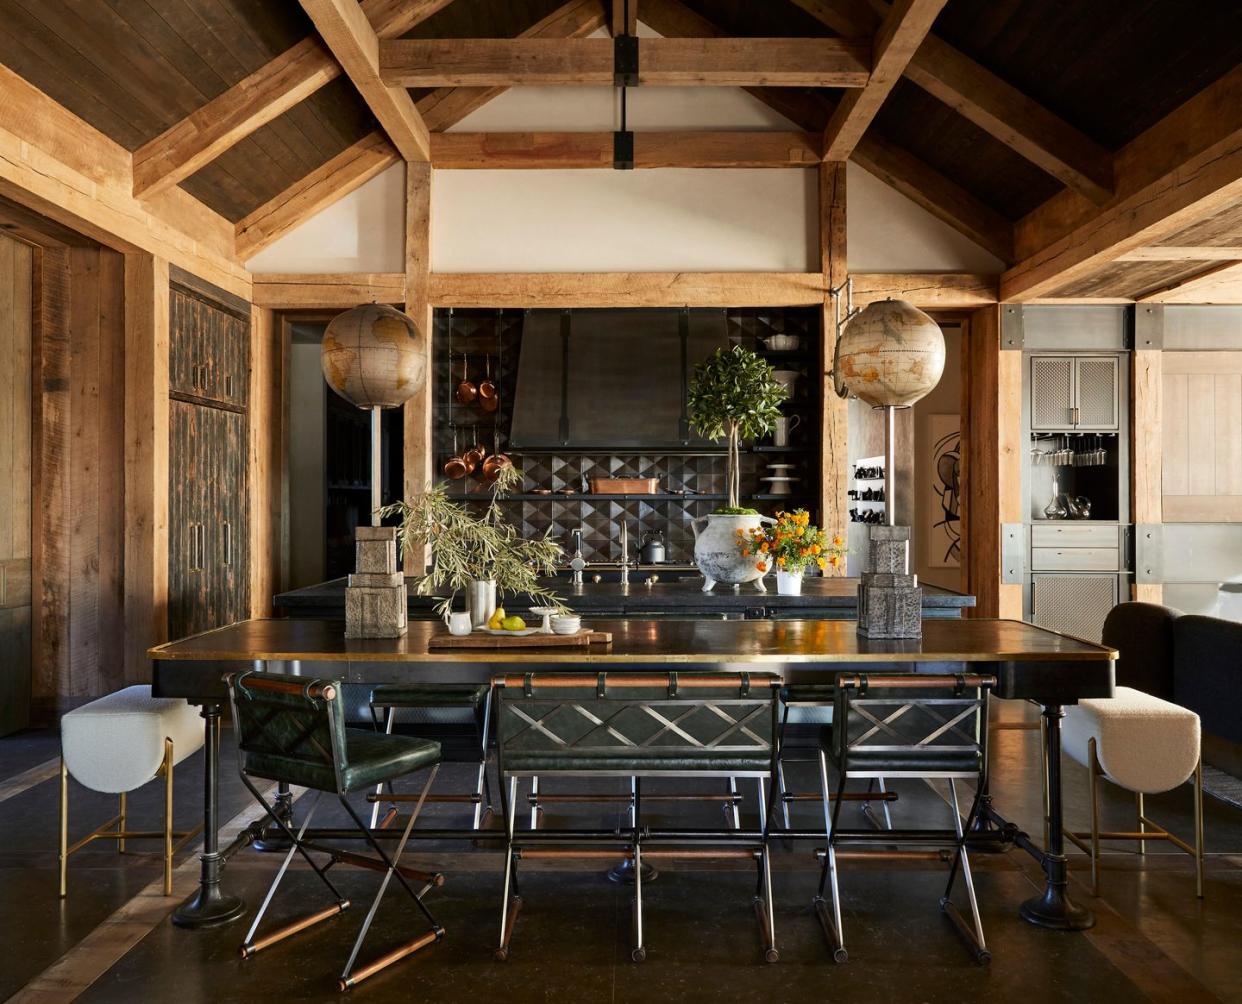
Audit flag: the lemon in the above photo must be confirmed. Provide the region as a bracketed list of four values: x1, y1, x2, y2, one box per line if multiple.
[501, 615, 526, 632]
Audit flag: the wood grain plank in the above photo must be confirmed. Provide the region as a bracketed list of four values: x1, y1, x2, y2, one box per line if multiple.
[1163, 496, 1242, 522]
[1131, 350, 1162, 524]
[1161, 371, 1188, 497]
[251, 272, 405, 308]
[97, 249, 125, 693]
[404, 161, 433, 571]
[381, 36, 871, 88]
[249, 305, 279, 618]
[820, 162, 848, 568]
[1214, 372, 1242, 495]
[1186, 372, 1216, 496]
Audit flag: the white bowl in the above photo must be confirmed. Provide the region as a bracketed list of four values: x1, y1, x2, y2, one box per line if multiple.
[551, 614, 582, 635]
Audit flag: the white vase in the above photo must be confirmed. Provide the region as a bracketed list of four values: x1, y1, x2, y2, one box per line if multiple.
[467, 579, 497, 627]
[691, 513, 774, 592]
[776, 569, 804, 596]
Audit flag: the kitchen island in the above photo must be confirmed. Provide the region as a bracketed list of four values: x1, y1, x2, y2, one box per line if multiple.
[152, 616, 1111, 935]
[275, 575, 975, 620]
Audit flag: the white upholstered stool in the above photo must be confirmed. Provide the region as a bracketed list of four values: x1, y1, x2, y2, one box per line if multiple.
[1062, 686, 1204, 897]
[60, 685, 204, 896]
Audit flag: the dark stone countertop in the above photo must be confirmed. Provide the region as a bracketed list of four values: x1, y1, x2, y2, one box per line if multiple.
[275, 574, 975, 618]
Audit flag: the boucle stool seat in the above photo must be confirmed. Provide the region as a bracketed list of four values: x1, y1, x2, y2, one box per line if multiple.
[1062, 686, 1204, 897]
[60, 685, 204, 897]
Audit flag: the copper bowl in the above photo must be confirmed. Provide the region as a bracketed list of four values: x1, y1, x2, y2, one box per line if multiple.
[443, 454, 468, 479]
[480, 452, 513, 483]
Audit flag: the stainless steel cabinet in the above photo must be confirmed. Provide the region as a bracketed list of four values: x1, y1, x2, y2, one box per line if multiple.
[1030, 354, 1119, 431]
[1031, 573, 1120, 642]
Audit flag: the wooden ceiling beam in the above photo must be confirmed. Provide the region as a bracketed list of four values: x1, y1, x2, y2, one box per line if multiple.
[132, 0, 449, 200]
[235, 131, 398, 260]
[1004, 69, 1242, 301]
[380, 37, 871, 88]
[1118, 246, 1242, 262]
[430, 131, 822, 168]
[132, 39, 339, 199]
[610, 0, 638, 36]
[1139, 261, 1242, 304]
[822, 0, 949, 161]
[251, 272, 406, 308]
[299, 0, 431, 161]
[638, 0, 1012, 263]
[416, 0, 607, 132]
[791, 0, 1114, 204]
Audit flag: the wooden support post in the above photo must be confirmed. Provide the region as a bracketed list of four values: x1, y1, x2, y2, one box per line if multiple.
[819, 162, 848, 560]
[404, 163, 433, 572]
[1132, 349, 1163, 603]
[123, 254, 170, 683]
[249, 305, 281, 616]
[962, 305, 1020, 618]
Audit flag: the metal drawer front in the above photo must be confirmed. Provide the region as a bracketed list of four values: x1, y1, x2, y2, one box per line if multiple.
[1031, 524, 1120, 548]
[1031, 547, 1120, 571]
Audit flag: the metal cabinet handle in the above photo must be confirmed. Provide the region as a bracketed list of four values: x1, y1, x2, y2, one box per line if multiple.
[224, 374, 233, 398]
[190, 523, 202, 571]
[223, 521, 232, 566]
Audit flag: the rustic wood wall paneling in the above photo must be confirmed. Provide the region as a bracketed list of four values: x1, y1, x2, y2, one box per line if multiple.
[404, 163, 433, 570]
[123, 254, 170, 683]
[0, 233, 33, 734]
[819, 162, 848, 561]
[1161, 351, 1242, 522]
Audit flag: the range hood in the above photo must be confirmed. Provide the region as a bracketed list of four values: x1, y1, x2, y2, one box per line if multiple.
[508, 308, 731, 450]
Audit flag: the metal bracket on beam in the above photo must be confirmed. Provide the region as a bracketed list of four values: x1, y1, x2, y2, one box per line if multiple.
[614, 35, 639, 87]
[1135, 524, 1163, 584]
[613, 130, 634, 170]
[1134, 304, 1165, 350]
[1001, 305, 1024, 350]
[1001, 524, 1024, 584]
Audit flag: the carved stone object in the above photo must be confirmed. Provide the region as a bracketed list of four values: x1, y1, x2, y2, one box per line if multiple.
[345, 526, 407, 639]
[857, 525, 923, 639]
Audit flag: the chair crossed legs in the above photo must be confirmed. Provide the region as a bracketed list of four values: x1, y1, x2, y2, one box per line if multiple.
[492, 671, 782, 964]
[227, 670, 446, 991]
[814, 673, 995, 965]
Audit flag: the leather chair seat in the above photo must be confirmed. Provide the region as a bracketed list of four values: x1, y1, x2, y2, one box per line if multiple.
[503, 749, 772, 775]
[838, 748, 983, 774]
[243, 729, 441, 793]
[780, 685, 836, 704]
[370, 683, 489, 708]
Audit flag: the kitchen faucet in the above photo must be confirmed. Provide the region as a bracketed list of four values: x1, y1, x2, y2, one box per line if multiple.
[619, 522, 631, 586]
[568, 528, 586, 586]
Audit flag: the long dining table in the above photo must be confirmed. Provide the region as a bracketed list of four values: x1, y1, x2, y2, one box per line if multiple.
[149, 616, 1115, 933]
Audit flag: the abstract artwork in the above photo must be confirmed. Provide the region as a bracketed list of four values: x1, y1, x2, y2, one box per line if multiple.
[928, 415, 961, 568]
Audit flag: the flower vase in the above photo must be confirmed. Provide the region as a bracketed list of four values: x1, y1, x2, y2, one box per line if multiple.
[776, 569, 804, 596]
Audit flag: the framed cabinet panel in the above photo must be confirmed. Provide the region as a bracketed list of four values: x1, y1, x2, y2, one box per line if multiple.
[1074, 356, 1120, 430]
[1030, 572, 1120, 643]
[169, 285, 249, 409]
[1029, 354, 1120, 432]
[1030, 355, 1075, 430]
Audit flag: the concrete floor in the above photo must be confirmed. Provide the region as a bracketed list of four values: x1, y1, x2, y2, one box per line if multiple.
[3, 701, 1241, 1003]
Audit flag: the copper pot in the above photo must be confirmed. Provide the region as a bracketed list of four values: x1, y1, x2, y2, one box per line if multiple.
[478, 356, 499, 413]
[462, 428, 487, 474]
[455, 354, 477, 405]
[443, 431, 468, 479]
[480, 452, 513, 483]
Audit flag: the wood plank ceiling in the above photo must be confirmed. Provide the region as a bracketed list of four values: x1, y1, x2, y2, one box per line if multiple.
[0, 0, 1238, 299]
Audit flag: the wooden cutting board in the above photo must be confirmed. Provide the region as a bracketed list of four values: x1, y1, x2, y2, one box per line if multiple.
[429, 630, 613, 649]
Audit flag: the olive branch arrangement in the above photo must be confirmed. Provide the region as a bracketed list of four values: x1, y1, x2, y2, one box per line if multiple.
[378, 465, 566, 619]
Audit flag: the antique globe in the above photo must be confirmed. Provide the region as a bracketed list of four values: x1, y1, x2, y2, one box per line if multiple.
[321, 303, 426, 409]
[834, 298, 945, 407]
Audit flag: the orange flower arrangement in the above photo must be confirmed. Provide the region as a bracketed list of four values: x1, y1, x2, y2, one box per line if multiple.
[736, 509, 847, 575]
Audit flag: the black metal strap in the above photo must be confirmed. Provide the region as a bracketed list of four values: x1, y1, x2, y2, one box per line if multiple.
[597, 672, 607, 699]
[667, 672, 678, 698]
[523, 673, 534, 699]
[614, 34, 638, 86]
[738, 673, 751, 697]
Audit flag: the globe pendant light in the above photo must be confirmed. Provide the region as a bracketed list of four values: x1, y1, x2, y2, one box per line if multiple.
[321, 303, 427, 526]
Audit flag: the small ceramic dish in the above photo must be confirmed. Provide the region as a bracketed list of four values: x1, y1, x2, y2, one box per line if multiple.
[529, 605, 558, 633]
[551, 614, 582, 635]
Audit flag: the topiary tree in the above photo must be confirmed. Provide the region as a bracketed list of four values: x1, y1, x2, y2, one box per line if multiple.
[687, 345, 789, 511]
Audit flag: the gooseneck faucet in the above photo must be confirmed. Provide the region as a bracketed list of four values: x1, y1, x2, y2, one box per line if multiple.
[568, 529, 586, 587]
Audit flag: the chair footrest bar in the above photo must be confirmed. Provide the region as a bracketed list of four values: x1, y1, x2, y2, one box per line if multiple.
[300, 841, 445, 886]
[527, 793, 743, 804]
[830, 829, 960, 843]
[815, 848, 950, 862]
[753, 898, 779, 963]
[242, 900, 350, 958]
[365, 793, 481, 804]
[812, 896, 847, 964]
[340, 928, 442, 991]
[941, 898, 990, 965]
[781, 791, 899, 803]
[495, 897, 522, 962]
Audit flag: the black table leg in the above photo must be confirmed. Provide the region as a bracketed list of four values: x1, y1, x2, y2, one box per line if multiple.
[173, 702, 246, 929]
[1018, 704, 1093, 930]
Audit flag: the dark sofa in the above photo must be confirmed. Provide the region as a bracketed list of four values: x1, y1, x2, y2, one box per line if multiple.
[1103, 602, 1242, 748]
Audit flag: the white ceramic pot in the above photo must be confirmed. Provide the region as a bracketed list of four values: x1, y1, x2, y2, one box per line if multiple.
[467, 579, 497, 628]
[776, 569, 804, 596]
[692, 513, 774, 592]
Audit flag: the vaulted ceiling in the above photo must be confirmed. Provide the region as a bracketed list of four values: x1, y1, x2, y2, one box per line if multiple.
[0, 0, 1239, 300]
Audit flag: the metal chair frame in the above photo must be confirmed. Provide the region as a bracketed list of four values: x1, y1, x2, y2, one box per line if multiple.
[814, 673, 995, 966]
[491, 671, 783, 964]
[227, 670, 445, 992]
[367, 686, 494, 831]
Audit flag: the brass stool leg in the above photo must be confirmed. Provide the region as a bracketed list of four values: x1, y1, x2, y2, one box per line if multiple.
[1194, 755, 1205, 899]
[59, 757, 69, 898]
[163, 739, 175, 896]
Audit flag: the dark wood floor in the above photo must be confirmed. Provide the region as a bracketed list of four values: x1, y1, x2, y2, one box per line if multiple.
[3, 703, 1241, 1003]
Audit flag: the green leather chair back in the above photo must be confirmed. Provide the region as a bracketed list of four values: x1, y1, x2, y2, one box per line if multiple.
[228, 670, 349, 793]
[494, 672, 781, 777]
[831, 673, 995, 778]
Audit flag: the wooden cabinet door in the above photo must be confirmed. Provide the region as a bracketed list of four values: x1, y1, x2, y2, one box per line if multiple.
[1030, 355, 1074, 430]
[169, 286, 249, 408]
[168, 400, 210, 639]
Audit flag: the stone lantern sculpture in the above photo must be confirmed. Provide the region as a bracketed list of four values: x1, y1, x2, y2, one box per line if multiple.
[831, 291, 946, 638]
[321, 303, 426, 638]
